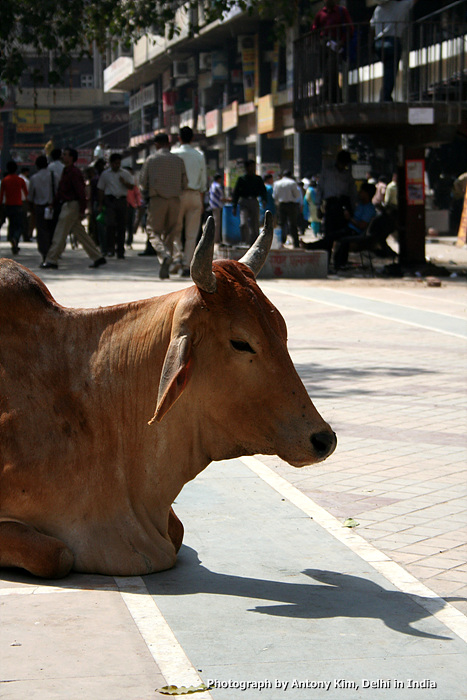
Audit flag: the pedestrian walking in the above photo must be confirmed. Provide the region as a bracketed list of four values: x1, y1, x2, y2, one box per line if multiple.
[19, 166, 33, 241]
[97, 153, 134, 259]
[260, 173, 276, 226]
[125, 167, 143, 248]
[48, 148, 65, 234]
[41, 147, 106, 269]
[27, 155, 54, 262]
[139, 132, 187, 279]
[172, 126, 207, 276]
[208, 173, 225, 243]
[0, 160, 28, 255]
[273, 171, 302, 247]
[232, 160, 267, 245]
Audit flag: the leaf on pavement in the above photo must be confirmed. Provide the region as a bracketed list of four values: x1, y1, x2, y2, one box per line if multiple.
[157, 683, 211, 695]
[343, 517, 360, 528]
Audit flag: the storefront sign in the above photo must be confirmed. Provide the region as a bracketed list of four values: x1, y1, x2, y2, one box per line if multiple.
[13, 109, 50, 125]
[205, 109, 221, 137]
[222, 101, 238, 132]
[16, 124, 44, 133]
[211, 51, 229, 82]
[406, 159, 425, 206]
[129, 84, 156, 114]
[103, 56, 133, 92]
[238, 102, 255, 116]
[179, 108, 194, 129]
[257, 94, 274, 134]
[162, 91, 176, 113]
[408, 107, 434, 125]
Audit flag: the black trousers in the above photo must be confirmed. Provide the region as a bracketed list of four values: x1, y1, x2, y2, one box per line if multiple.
[278, 202, 299, 247]
[104, 196, 127, 257]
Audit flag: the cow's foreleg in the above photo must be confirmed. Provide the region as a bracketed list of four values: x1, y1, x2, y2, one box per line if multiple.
[168, 507, 184, 553]
[0, 521, 74, 578]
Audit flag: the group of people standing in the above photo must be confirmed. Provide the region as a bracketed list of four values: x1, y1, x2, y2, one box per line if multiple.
[312, 0, 418, 104]
[230, 161, 320, 250]
[1, 125, 209, 279]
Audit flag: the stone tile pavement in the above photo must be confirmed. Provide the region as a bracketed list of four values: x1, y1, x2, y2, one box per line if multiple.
[256, 270, 467, 615]
[1, 229, 466, 613]
[0, 227, 466, 697]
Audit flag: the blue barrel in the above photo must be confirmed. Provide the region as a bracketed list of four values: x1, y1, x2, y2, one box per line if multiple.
[222, 204, 241, 244]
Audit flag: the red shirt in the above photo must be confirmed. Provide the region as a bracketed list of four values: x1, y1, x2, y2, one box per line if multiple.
[57, 163, 87, 216]
[312, 5, 354, 44]
[0, 174, 28, 206]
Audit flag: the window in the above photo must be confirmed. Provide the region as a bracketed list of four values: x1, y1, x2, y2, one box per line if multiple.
[80, 74, 94, 88]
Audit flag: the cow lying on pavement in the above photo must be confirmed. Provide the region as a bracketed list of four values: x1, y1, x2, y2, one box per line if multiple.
[0, 212, 336, 578]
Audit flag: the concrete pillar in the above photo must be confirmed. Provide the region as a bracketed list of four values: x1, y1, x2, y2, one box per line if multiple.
[398, 146, 426, 265]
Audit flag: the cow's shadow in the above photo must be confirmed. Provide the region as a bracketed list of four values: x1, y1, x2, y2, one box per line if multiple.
[141, 545, 461, 641]
[2, 545, 464, 641]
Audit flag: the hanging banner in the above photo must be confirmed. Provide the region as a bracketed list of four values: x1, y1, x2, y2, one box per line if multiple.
[405, 159, 425, 206]
[240, 36, 257, 103]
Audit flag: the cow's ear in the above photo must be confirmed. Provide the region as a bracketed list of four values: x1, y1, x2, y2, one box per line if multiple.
[149, 334, 192, 424]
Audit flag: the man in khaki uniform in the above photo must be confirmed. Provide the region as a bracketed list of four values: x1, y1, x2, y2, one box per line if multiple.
[139, 133, 188, 279]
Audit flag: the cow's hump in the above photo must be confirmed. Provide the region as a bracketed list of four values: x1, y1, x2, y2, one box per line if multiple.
[0, 259, 57, 313]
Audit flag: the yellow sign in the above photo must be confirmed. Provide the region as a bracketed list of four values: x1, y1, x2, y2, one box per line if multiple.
[16, 124, 45, 133]
[13, 109, 50, 125]
[257, 94, 274, 134]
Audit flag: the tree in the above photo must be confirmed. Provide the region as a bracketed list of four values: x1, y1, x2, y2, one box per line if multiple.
[0, 0, 307, 93]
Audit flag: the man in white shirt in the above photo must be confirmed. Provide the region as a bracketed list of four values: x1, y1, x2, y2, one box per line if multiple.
[172, 126, 207, 276]
[370, 0, 418, 102]
[28, 155, 54, 262]
[48, 148, 65, 231]
[97, 153, 134, 258]
[273, 171, 302, 247]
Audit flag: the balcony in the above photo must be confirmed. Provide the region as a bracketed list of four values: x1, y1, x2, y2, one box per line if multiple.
[294, 11, 467, 144]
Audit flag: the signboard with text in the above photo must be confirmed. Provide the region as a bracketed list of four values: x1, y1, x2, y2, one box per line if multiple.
[405, 159, 425, 206]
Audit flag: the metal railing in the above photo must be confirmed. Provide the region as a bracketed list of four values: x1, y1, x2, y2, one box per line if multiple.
[294, 9, 467, 115]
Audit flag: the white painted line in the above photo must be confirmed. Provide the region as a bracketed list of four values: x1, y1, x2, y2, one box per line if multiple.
[262, 285, 467, 339]
[115, 576, 213, 699]
[240, 455, 467, 644]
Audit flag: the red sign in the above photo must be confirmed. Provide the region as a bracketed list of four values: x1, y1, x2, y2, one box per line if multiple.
[405, 159, 425, 206]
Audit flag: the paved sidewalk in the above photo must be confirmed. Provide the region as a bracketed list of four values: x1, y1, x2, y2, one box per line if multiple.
[0, 229, 466, 698]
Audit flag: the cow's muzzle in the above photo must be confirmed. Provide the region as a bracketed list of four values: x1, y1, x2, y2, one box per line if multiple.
[310, 429, 337, 461]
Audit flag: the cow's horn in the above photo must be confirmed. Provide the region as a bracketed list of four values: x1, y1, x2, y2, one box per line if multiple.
[239, 210, 273, 277]
[190, 216, 217, 293]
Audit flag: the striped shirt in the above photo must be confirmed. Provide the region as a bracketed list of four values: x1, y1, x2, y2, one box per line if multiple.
[139, 149, 188, 199]
[209, 181, 224, 210]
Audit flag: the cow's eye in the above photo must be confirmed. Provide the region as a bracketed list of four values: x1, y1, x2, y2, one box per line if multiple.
[230, 339, 255, 354]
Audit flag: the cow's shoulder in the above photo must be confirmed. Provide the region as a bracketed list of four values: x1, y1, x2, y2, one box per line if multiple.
[0, 259, 58, 314]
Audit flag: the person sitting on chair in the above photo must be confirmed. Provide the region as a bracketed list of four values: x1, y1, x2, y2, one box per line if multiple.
[304, 181, 376, 268]
[333, 205, 396, 271]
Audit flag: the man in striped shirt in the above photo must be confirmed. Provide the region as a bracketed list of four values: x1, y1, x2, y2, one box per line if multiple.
[208, 173, 224, 243]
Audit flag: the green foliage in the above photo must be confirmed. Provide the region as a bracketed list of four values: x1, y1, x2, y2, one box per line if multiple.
[0, 0, 306, 90]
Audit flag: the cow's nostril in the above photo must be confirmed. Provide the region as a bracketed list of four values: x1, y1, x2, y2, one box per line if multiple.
[311, 430, 337, 457]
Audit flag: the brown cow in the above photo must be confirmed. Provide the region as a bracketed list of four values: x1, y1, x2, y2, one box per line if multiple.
[0, 213, 336, 579]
